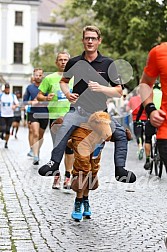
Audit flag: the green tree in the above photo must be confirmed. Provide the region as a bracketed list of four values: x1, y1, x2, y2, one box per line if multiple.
[64, 0, 167, 89]
[31, 0, 167, 89]
[52, 0, 120, 61]
[30, 43, 58, 73]
[51, 0, 101, 56]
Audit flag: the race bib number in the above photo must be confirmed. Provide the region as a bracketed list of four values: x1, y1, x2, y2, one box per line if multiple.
[57, 89, 72, 102]
[2, 102, 11, 107]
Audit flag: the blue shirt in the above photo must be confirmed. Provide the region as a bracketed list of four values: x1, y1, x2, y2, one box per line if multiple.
[23, 84, 48, 114]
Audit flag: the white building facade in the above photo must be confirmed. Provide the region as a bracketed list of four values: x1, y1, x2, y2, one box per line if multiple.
[0, 0, 40, 94]
[0, 0, 65, 95]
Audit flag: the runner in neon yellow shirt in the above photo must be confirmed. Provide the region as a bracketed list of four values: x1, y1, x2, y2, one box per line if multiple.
[39, 72, 73, 119]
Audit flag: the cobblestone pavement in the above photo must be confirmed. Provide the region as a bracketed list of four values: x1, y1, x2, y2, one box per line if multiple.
[0, 126, 167, 252]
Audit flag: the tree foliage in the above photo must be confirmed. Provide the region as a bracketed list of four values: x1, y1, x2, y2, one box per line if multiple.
[30, 43, 58, 73]
[31, 0, 167, 89]
[51, 0, 100, 56]
[71, 0, 167, 89]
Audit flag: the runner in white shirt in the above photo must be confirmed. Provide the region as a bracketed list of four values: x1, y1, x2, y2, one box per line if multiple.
[0, 83, 19, 148]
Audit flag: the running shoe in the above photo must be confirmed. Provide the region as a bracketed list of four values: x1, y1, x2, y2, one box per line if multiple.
[138, 148, 144, 160]
[144, 161, 151, 170]
[83, 199, 91, 218]
[27, 150, 34, 157]
[4, 142, 8, 149]
[38, 160, 59, 176]
[33, 156, 39, 165]
[52, 176, 61, 189]
[115, 167, 136, 183]
[71, 201, 84, 221]
[63, 177, 71, 190]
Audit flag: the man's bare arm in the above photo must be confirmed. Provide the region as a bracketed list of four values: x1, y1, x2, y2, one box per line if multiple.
[140, 72, 166, 127]
[88, 81, 122, 98]
[37, 91, 54, 102]
[60, 77, 79, 103]
[139, 72, 155, 106]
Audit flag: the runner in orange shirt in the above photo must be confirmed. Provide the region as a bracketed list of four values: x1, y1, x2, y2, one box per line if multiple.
[139, 42, 167, 168]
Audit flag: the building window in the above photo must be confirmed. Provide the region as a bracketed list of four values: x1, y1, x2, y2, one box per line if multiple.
[14, 43, 23, 64]
[15, 11, 23, 26]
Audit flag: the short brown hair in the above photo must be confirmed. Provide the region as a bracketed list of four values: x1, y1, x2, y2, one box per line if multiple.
[83, 25, 101, 38]
[33, 68, 43, 73]
[56, 51, 70, 62]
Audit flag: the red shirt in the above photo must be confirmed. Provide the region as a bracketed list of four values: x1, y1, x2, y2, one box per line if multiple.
[144, 42, 167, 139]
[127, 95, 147, 121]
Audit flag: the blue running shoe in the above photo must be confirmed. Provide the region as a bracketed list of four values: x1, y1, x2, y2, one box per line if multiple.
[27, 149, 34, 157]
[83, 199, 91, 218]
[33, 156, 39, 165]
[71, 201, 83, 221]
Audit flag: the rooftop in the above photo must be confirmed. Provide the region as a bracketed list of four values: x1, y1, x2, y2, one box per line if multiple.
[38, 0, 65, 25]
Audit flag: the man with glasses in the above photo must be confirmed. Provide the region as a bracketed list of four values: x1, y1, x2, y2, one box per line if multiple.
[38, 25, 136, 188]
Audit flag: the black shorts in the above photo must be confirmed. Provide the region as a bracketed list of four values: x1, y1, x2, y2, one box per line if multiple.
[0, 117, 6, 132]
[28, 113, 48, 130]
[133, 120, 145, 137]
[145, 120, 156, 144]
[27, 112, 31, 122]
[13, 116, 22, 123]
[0, 117, 13, 134]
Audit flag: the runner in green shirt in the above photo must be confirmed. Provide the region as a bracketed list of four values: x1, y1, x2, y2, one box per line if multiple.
[37, 52, 74, 190]
[39, 71, 73, 120]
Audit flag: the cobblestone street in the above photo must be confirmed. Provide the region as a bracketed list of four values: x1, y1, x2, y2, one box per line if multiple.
[0, 126, 167, 252]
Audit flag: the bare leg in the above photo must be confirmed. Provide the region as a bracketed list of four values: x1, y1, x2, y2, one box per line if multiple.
[31, 122, 40, 158]
[145, 143, 151, 158]
[64, 153, 74, 173]
[28, 122, 33, 149]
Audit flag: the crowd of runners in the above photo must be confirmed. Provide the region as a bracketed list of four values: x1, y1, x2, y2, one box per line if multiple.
[0, 26, 167, 231]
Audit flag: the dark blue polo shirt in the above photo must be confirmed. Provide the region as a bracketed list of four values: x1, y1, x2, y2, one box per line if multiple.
[63, 51, 120, 113]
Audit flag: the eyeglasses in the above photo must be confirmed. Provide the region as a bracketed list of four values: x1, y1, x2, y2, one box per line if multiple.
[84, 37, 99, 42]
